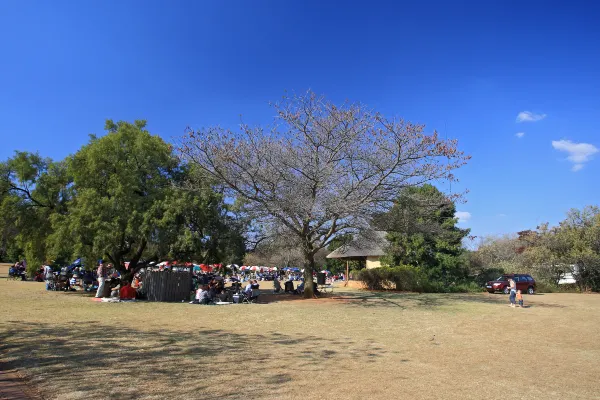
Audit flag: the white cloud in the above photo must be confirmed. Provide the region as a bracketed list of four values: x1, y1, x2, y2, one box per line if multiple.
[515, 132, 525, 138]
[552, 140, 598, 172]
[516, 111, 546, 123]
[497, 213, 507, 217]
[572, 164, 584, 172]
[455, 211, 471, 224]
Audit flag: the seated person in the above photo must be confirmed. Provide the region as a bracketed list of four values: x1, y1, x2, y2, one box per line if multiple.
[216, 277, 225, 292]
[231, 281, 242, 293]
[273, 277, 282, 293]
[208, 279, 218, 299]
[249, 280, 260, 301]
[193, 285, 210, 305]
[244, 281, 253, 296]
[296, 281, 305, 294]
[284, 280, 295, 293]
[120, 282, 137, 300]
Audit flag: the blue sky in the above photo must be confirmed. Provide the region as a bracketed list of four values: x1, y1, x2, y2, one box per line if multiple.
[1, 0, 599, 242]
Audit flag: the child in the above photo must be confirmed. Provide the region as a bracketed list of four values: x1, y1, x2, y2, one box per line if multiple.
[191, 285, 210, 305]
[516, 289, 524, 307]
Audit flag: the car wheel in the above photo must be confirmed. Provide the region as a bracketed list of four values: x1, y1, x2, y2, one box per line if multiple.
[527, 286, 535, 295]
[503, 286, 510, 294]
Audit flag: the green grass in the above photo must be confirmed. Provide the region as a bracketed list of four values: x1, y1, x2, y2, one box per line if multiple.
[1, 270, 600, 399]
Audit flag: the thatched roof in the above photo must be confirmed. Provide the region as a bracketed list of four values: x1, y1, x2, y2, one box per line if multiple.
[326, 231, 388, 259]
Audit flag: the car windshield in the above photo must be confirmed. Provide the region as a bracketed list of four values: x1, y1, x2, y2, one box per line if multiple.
[495, 276, 507, 281]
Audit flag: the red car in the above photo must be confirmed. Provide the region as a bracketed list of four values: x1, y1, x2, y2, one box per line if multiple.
[485, 274, 536, 295]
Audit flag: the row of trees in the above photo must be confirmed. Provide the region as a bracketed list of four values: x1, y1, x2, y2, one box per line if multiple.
[470, 206, 600, 291]
[2, 91, 469, 297]
[0, 120, 246, 280]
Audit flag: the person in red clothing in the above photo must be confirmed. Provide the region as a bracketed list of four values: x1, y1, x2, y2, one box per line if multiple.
[119, 282, 137, 300]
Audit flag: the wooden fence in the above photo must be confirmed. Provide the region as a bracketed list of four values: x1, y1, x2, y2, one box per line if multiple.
[143, 268, 193, 302]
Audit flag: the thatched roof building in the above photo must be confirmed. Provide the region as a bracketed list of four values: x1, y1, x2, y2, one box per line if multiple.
[326, 231, 388, 269]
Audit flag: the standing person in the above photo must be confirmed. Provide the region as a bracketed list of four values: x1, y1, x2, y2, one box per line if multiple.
[95, 260, 108, 298]
[516, 290, 524, 308]
[508, 278, 517, 308]
[43, 263, 53, 290]
[273, 276, 282, 293]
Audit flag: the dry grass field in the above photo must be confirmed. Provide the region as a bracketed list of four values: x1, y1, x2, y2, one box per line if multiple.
[1, 265, 599, 400]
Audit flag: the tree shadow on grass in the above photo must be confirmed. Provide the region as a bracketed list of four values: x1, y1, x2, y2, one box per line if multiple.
[326, 291, 567, 309]
[0, 320, 386, 399]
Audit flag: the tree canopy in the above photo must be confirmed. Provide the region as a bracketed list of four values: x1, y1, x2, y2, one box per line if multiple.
[0, 152, 70, 271]
[471, 205, 600, 291]
[376, 184, 470, 283]
[1, 120, 246, 277]
[178, 90, 469, 297]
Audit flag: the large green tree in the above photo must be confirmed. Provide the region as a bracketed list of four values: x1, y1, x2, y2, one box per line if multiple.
[150, 183, 246, 265]
[376, 184, 470, 283]
[48, 120, 247, 278]
[0, 152, 70, 271]
[49, 120, 180, 279]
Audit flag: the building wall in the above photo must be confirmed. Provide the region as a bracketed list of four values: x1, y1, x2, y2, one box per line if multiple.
[366, 256, 381, 269]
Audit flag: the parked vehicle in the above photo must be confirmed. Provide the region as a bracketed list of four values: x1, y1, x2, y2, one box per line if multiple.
[485, 274, 536, 295]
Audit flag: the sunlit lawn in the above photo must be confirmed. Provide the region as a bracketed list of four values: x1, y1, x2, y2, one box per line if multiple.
[1, 263, 599, 400]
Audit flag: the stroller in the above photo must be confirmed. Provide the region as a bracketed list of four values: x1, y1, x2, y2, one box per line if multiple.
[7, 267, 19, 281]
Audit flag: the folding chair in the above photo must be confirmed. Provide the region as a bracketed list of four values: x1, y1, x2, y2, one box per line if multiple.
[249, 288, 260, 303]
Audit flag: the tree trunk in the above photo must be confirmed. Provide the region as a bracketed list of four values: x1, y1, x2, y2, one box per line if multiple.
[303, 251, 316, 298]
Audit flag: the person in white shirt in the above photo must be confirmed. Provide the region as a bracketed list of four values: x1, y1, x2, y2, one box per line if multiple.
[244, 282, 253, 295]
[43, 264, 53, 290]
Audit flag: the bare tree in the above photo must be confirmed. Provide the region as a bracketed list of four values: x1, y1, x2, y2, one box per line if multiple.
[177, 90, 469, 297]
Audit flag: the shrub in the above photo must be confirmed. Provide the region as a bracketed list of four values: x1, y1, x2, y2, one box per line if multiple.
[358, 266, 486, 293]
[535, 281, 580, 293]
[444, 282, 485, 293]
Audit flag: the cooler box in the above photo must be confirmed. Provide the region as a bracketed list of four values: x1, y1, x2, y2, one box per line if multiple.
[233, 294, 242, 304]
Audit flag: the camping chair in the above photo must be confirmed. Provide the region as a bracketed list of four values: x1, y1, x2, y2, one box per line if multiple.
[240, 289, 259, 303]
[7, 268, 19, 281]
[249, 288, 260, 303]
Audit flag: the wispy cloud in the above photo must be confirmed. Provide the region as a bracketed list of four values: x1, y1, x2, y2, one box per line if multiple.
[497, 213, 507, 217]
[515, 132, 525, 138]
[551, 139, 599, 172]
[571, 164, 584, 172]
[516, 111, 546, 123]
[455, 211, 471, 224]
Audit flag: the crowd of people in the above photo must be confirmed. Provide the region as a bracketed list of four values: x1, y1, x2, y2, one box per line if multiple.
[11, 258, 345, 304]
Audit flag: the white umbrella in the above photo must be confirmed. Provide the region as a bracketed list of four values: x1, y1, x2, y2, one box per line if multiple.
[226, 264, 239, 269]
[271, 267, 278, 271]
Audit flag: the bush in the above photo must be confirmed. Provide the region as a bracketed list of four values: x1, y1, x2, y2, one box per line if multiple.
[358, 266, 424, 291]
[358, 265, 483, 293]
[444, 282, 485, 293]
[357, 266, 483, 293]
[535, 281, 580, 293]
